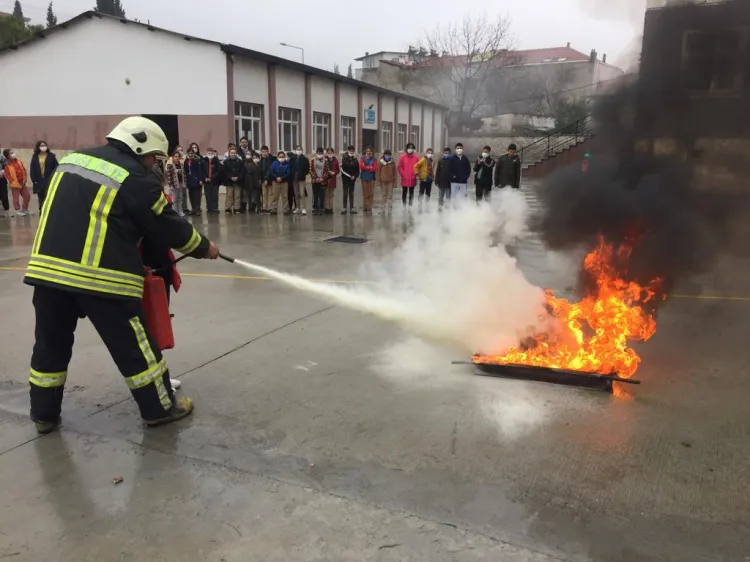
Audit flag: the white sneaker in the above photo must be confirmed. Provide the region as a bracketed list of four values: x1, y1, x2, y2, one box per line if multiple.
[293, 208, 300, 215]
[170, 379, 182, 390]
[16, 210, 26, 217]
[301, 209, 307, 216]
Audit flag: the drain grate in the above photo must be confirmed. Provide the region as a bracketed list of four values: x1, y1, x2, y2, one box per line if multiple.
[325, 236, 368, 244]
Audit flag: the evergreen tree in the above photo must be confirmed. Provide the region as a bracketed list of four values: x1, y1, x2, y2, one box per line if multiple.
[12, 0, 24, 20]
[346, 63, 353, 78]
[46, 1, 58, 28]
[333, 64, 340, 75]
[94, 0, 126, 17]
[0, 14, 28, 47]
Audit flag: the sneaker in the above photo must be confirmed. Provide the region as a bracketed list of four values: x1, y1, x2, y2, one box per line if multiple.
[16, 210, 27, 217]
[144, 397, 194, 427]
[350, 208, 357, 214]
[33, 416, 61, 435]
[170, 378, 182, 390]
[293, 208, 301, 215]
[341, 209, 348, 215]
[301, 209, 307, 216]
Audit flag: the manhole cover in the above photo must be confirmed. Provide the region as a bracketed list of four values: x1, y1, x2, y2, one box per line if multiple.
[325, 236, 368, 244]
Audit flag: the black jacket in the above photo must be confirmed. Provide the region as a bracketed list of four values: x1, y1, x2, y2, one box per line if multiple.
[203, 156, 222, 184]
[474, 157, 496, 189]
[244, 160, 262, 190]
[184, 156, 206, 189]
[30, 152, 60, 194]
[435, 157, 453, 190]
[24, 141, 210, 301]
[449, 155, 471, 183]
[290, 154, 309, 181]
[495, 153, 521, 188]
[340, 154, 360, 182]
[222, 156, 246, 186]
[259, 155, 276, 182]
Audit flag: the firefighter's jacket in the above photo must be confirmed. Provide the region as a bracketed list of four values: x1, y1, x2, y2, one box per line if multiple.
[24, 142, 210, 300]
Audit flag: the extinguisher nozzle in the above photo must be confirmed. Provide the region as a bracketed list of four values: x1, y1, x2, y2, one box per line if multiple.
[219, 253, 235, 264]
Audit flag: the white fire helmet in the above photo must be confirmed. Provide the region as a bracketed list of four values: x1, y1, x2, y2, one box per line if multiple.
[106, 116, 169, 157]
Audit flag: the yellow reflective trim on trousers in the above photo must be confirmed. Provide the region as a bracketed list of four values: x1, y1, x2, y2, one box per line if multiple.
[25, 269, 143, 299]
[31, 171, 63, 255]
[129, 317, 172, 410]
[91, 187, 118, 267]
[125, 358, 166, 389]
[151, 193, 169, 216]
[176, 228, 201, 254]
[29, 254, 144, 285]
[59, 153, 130, 184]
[29, 368, 67, 388]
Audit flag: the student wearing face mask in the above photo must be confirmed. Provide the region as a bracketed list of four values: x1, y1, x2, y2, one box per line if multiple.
[340, 145, 360, 214]
[203, 148, 222, 214]
[324, 147, 339, 214]
[494, 143, 521, 190]
[269, 151, 292, 215]
[184, 148, 207, 215]
[0, 149, 9, 218]
[309, 148, 329, 215]
[290, 145, 310, 215]
[375, 149, 395, 214]
[258, 146, 276, 213]
[435, 147, 453, 209]
[474, 145, 496, 202]
[359, 147, 377, 215]
[397, 142, 419, 207]
[449, 142, 471, 201]
[2, 148, 30, 216]
[244, 151, 263, 213]
[29, 140, 59, 210]
[166, 151, 187, 217]
[414, 148, 435, 211]
[221, 148, 245, 214]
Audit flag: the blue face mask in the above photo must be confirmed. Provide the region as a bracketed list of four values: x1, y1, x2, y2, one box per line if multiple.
[384, 156, 391, 161]
[443, 154, 451, 159]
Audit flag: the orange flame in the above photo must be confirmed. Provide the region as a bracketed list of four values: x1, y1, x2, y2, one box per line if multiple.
[474, 238, 663, 378]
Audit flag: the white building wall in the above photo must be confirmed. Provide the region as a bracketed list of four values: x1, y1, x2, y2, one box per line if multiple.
[0, 17, 226, 116]
[310, 76, 335, 116]
[397, 99, 409, 127]
[362, 90, 379, 130]
[275, 66, 307, 147]
[434, 111, 444, 149]
[423, 106, 434, 150]
[340, 84, 358, 122]
[381, 95, 395, 125]
[233, 57, 270, 145]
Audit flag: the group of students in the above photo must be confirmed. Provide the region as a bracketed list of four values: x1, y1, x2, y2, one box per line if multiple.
[163, 138, 523, 217]
[0, 141, 60, 217]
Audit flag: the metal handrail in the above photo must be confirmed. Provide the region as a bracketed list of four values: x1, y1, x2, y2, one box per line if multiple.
[520, 115, 593, 165]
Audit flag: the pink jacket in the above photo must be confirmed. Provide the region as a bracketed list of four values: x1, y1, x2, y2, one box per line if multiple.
[397, 153, 419, 187]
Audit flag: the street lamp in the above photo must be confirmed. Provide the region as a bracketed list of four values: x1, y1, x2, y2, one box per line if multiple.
[280, 42, 305, 64]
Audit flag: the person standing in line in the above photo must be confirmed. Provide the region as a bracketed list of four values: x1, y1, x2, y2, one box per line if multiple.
[290, 145, 309, 215]
[2, 148, 30, 216]
[414, 148, 435, 211]
[258, 146, 275, 214]
[494, 143, 522, 190]
[244, 151, 262, 213]
[269, 151, 292, 215]
[356, 146, 376, 215]
[435, 147, 453, 210]
[174, 145, 188, 214]
[324, 147, 339, 214]
[184, 148, 206, 215]
[340, 145, 360, 214]
[166, 151, 187, 216]
[222, 147, 245, 214]
[203, 148, 222, 214]
[375, 149, 395, 214]
[474, 145, 496, 202]
[449, 142, 471, 201]
[0, 150, 9, 218]
[238, 137, 250, 160]
[286, 151, 296, 212]
[29, 140, 59, 211]
[398, 142, 419, 208]
[309, 147, 329, 216]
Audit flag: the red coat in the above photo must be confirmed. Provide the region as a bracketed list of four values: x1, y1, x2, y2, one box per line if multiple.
[326, 156, 339, 189]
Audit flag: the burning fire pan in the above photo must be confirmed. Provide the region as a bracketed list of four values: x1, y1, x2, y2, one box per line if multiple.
[452, 361, 641, 393]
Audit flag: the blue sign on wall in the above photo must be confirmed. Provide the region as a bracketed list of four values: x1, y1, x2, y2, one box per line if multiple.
[364, 108, 376, 124]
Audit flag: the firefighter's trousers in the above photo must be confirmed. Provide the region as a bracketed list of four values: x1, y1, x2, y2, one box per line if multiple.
[29, 285, 176, 423]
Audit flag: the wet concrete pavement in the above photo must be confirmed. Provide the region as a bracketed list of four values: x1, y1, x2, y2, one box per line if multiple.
[1, 186, 749, 561]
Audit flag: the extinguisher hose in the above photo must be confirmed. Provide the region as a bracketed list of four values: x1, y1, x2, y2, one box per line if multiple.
[150, 252, 235, 275]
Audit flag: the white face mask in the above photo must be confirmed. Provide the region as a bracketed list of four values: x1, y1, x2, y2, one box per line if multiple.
[253, 158, 260, 163]
[455, 149, 463, 155]
[295, 150, 302, 155]
[278, 157, 286, 162]
[40, 146, 48, 153]
[481, 152, 488, 159]
[407, 148, 414, 154]
[348, 152, 355, 157]
[9, 152, 16, 159]
[317, 154, 324, 160]
[426, 153, 433, 159]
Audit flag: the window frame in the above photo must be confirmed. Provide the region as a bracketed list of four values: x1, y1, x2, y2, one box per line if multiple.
[234, 101, 264, 150]
[341, 116, 356, 151]
[381, 121, 393, 152]
[681, 27, 748, 97]
[312, 111, 332, 150]
[278, 107, 301, 152]
[397, 123, 408, 152]
[410, 125, 421, 151]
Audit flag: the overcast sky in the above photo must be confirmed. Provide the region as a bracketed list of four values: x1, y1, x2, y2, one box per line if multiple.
[2, 0, 646, 71]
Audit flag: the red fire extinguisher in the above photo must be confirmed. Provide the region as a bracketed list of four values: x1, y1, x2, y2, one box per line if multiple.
[142, 268, 175, 351]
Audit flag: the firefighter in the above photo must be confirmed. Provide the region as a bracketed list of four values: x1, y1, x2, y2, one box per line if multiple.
[24, 116, 220, 434]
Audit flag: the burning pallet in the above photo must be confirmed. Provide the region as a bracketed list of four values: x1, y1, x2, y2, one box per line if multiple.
[452, 360, 641, 393]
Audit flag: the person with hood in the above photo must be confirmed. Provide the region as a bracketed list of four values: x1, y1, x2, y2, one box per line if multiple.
[474, 145, 496, 202]
[30, 140, 59, 210]
[290, 145, 309, 215]
[222, 147, 245, 214]
[397, 142, 419, 207]
[184, 147, 206, 215]
[375, 149, 396, 214]
[269, 150, 292, 215]
[2, 148, 30, 216]
[449, 142, 471, 200]
[203, 147, 222, 214]
[494, 143, 521, 190]
[244, 151, 263, 213]
[165, 151, 187, 216]
[309, 147, 329, 215]
[258, 146, 276, 213]
[0, 150, 8, 217]
[413, 148, 435, 210]
[340, 145, 360, 214]
[324, 147, 339, 214]
[435, 147, 453, 209]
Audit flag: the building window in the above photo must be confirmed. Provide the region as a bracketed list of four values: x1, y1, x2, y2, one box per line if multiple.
[381, 121, 392, 152]
[313, 112, 331, 150]
[410, 125, 420, 150]
[683, 29, 747, 95]
[278, 107, 301, 152]
[234, 102, 263, 150]
[397, 124, 407, 150]
[341, 116, 355, 150]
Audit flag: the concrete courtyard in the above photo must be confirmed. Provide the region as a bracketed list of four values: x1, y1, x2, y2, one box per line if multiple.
[0, 186, 748, 562]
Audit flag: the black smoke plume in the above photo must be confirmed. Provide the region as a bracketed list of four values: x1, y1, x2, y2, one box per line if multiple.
[534, 0, 748, 298]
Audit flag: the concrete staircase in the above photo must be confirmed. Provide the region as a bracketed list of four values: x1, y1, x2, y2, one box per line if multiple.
[520, 116, 593, 179]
